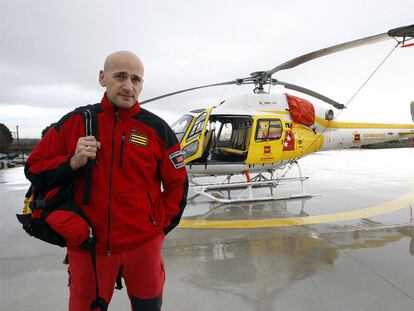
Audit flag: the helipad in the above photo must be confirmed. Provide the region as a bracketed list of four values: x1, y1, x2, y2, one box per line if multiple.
[1, 149, 413, 310]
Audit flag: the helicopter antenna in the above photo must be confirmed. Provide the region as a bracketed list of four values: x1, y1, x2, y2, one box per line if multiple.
[279, 40, 405, 180]
[344, 42, 400, 107]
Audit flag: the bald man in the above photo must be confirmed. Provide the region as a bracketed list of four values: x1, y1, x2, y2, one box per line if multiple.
[25, 51, 188, 311]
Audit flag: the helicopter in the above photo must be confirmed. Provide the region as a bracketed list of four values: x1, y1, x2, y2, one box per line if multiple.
[142, 24, 414, 203]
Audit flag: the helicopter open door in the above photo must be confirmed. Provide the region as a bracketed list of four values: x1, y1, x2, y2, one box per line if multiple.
[173, 107, 213, 163]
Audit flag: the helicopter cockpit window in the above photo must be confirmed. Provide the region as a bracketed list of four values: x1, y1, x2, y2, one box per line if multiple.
[255, 119, 282, 141]
[171, 114, 194, 143]
[187, 112, 207, 141]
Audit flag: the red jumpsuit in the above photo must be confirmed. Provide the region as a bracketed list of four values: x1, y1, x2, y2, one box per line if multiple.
[25, 94, 188, 310]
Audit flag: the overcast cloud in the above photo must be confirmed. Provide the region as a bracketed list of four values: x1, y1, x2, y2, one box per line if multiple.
[1, 0, 413, 137]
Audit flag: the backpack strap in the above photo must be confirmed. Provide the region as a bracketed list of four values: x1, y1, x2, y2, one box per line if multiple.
[115, 271, 123, 290]
[83, 237, 108, 311]
[82, 105, 99, 205]
[81, 105, 109, 310]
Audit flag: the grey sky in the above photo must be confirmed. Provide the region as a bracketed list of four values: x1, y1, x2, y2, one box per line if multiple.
[1, 0, 413, 137]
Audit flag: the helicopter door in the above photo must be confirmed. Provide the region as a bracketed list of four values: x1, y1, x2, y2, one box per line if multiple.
[180, 107, 213, 163]
[246, 117, 284, 164]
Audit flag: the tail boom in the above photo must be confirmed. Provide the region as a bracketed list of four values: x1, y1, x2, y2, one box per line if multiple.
[318, 121, 414, 150]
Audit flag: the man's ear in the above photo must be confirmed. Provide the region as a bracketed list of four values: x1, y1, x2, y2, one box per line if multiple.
[99, 70, 106, 87]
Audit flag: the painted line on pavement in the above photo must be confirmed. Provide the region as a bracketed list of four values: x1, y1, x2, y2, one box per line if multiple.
[179, 184, 414, 229]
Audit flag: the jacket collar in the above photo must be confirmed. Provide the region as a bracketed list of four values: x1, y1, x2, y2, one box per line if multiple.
[100, 93, 141, 117]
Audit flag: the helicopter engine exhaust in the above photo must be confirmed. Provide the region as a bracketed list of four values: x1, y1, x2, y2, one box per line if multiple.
[325, 109, 334, 121]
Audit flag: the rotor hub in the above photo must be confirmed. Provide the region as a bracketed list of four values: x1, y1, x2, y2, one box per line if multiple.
[248, 71, 276, 93]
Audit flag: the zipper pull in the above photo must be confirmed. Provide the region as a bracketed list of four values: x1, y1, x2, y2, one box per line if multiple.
[113, 105, 119, 122]
[149, 215, 159, 227]
[121, 132, 126, 146]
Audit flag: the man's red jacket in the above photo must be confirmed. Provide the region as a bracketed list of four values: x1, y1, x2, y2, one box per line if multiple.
[25, 94, 188, 254]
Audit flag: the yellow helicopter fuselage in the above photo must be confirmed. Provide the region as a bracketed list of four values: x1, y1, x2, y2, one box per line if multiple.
[172, 93, 414, 176]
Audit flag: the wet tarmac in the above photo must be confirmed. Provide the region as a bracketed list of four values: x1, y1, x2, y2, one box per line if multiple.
[1, 148, 413, 310]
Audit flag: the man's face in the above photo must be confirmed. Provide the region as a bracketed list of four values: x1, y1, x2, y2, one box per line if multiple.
[99, 53, 144, 109]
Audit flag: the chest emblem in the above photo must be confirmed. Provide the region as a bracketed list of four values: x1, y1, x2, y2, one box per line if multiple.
[129, 130, 148, 147]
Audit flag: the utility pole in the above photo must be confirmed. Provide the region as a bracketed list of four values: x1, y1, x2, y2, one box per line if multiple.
[16, 126, 20, 151]
[411, 101, 414, 122]
[16, 125, 24, 163]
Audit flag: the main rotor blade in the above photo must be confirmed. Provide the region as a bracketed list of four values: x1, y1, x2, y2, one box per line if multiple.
[268, 24, 414, 75]
[141, 80, 241, 104]
[277, 80, 345, 109]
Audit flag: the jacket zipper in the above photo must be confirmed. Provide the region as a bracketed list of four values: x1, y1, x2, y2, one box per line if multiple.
[147, 192, 159, 227]
[120, 132, 126, 168]
[107, 108, 119, 256]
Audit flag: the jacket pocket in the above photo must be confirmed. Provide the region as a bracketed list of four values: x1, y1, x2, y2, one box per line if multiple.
[147, 192, 160, 227]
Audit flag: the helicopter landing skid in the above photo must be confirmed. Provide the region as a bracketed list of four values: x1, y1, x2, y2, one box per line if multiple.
[190, 176, 312, 204]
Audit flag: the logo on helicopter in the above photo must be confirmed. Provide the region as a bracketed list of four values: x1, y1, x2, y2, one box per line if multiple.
[353, 131, 361, 143]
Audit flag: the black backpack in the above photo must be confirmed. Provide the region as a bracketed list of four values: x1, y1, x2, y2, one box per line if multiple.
[16, 104, 99, 246]
[16, 104, 114, 311]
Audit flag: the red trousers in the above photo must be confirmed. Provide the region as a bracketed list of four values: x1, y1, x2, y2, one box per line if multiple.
[67, 234, 165, 311]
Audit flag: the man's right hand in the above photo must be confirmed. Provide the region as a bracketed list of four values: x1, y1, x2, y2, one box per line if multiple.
[70, 136, 101, 170]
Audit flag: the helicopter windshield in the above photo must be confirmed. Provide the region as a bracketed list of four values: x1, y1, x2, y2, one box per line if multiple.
[171, 114, 194, 143]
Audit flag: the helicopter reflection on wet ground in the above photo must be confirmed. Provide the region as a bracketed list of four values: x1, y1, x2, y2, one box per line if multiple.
[165, 225, 414, 311]
[1, 149, 414, 310]
[164, 148, 414, 311]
